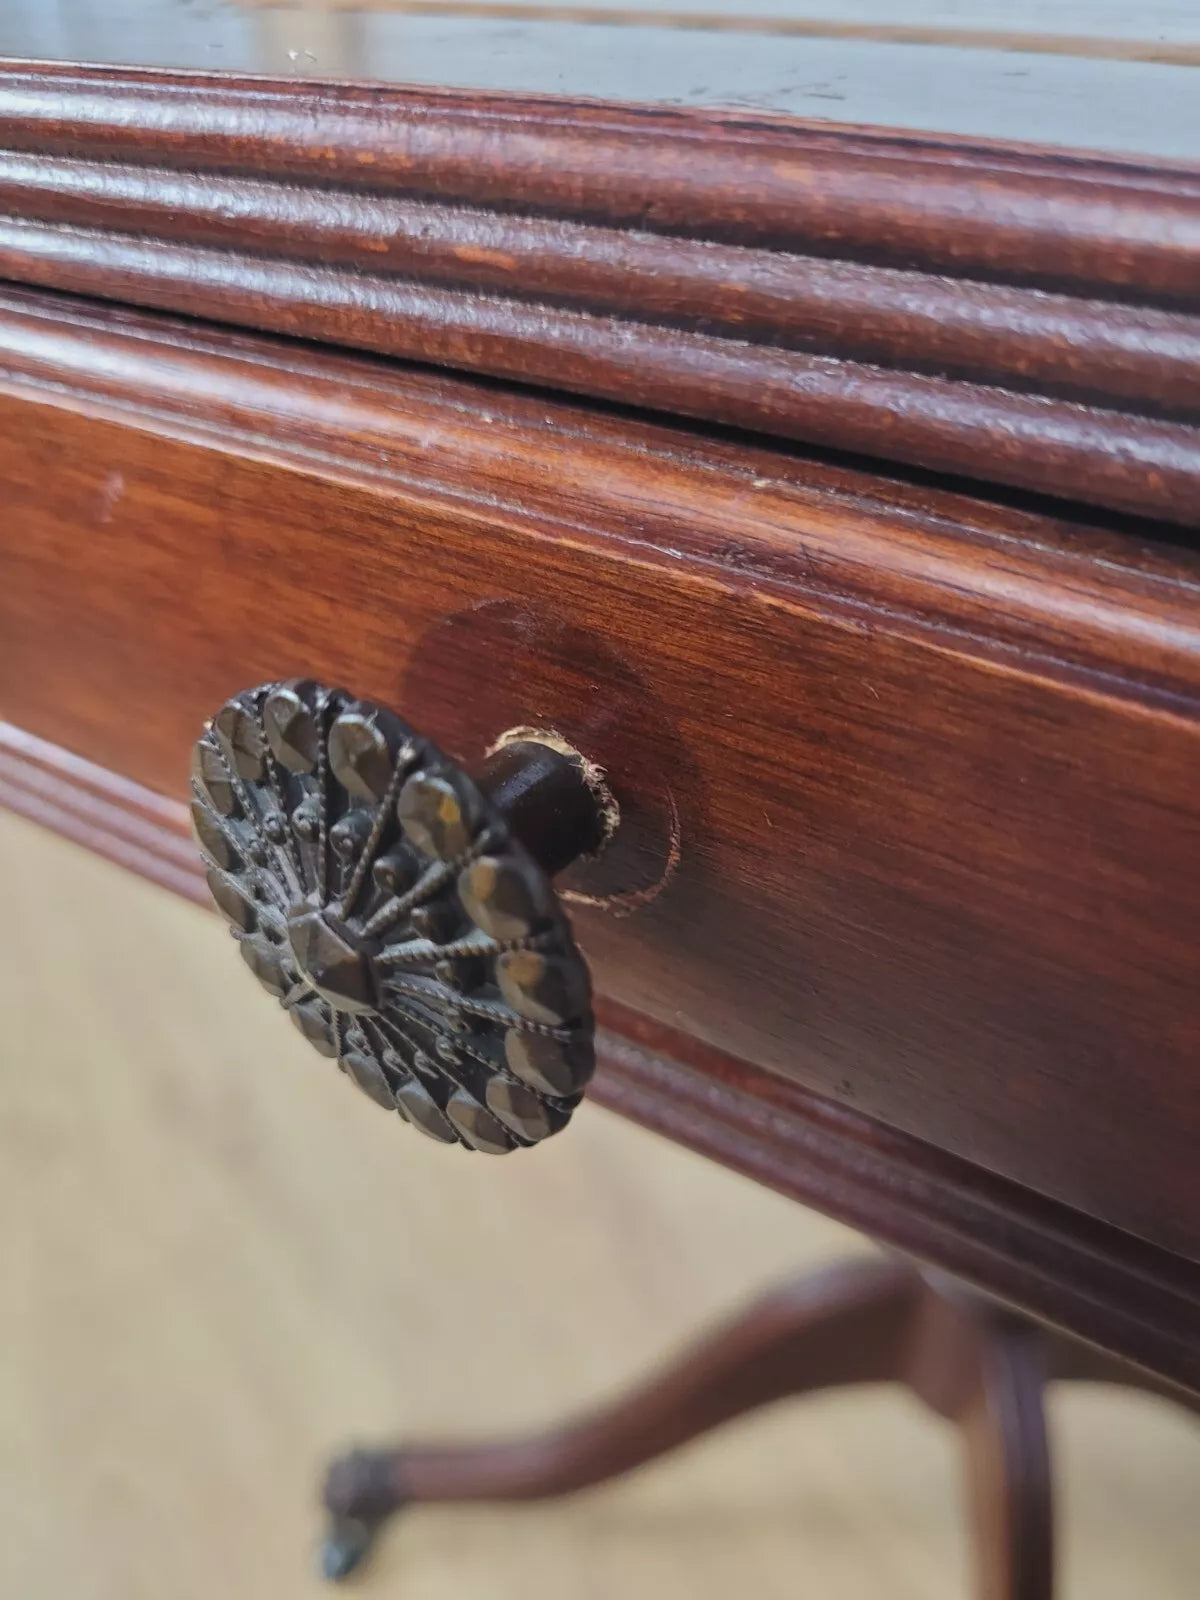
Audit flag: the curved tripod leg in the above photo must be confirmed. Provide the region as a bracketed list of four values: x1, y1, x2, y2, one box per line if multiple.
[906, 1283, 1053, 1600]
[321, 1257, 920, 1578]
[960, 1326, 1053, 1600]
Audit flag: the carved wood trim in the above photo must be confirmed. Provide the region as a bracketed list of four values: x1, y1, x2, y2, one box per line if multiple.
[595, 1007, 1200, 1397]
[2, 287, 1198, 1264]
[1, 285, 1196, 706]
[2, 717, 1196, 1393]
[0, 62, 1196, 525]
[0, 720, 207, 901]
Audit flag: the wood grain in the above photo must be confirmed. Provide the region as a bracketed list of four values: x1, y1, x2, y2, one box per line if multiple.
[5, 805, 1199, 1598]
[2, 724, 1198, 1394]
[0, 63, 1196, 524]
[0, 288, 1197, 1275]
[4, 152, 1196, 417]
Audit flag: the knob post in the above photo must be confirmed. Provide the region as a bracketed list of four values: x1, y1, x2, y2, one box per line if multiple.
[474, 739, 606, 877]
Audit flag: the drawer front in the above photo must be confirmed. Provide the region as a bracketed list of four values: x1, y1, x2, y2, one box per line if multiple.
[1, 290, 1198, 1261]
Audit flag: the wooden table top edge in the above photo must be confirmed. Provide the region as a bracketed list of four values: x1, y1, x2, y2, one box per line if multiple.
[0, 62, 1195, 527]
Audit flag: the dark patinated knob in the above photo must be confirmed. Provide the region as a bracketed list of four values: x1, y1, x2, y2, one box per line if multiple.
[191, 681, 606, 1153]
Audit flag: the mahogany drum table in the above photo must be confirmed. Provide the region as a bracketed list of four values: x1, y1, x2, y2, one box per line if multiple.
[0, 10, 1197, 1597]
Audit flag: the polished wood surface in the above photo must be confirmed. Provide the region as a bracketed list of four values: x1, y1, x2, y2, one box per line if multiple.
[0, 63, 1197, 523]
[321, 1260, 1196, 1597]
[0, 36, 1197, 1415]
[1, 285, 1199, 1374]
[2, 808, 1198, 1599]
[5, 723, 1198, 1389]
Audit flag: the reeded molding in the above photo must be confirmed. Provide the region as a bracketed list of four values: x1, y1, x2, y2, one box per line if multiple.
[0, 61, 1197, 524]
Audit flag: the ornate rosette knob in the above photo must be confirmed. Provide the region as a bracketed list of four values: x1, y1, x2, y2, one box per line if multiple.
[191, 681, 605, 1153]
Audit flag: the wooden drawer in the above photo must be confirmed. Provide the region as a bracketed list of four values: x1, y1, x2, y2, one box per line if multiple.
[2, 286, 1198, 1280]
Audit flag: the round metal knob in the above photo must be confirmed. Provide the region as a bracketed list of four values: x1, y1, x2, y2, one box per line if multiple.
[191, 680, 605, 1153]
